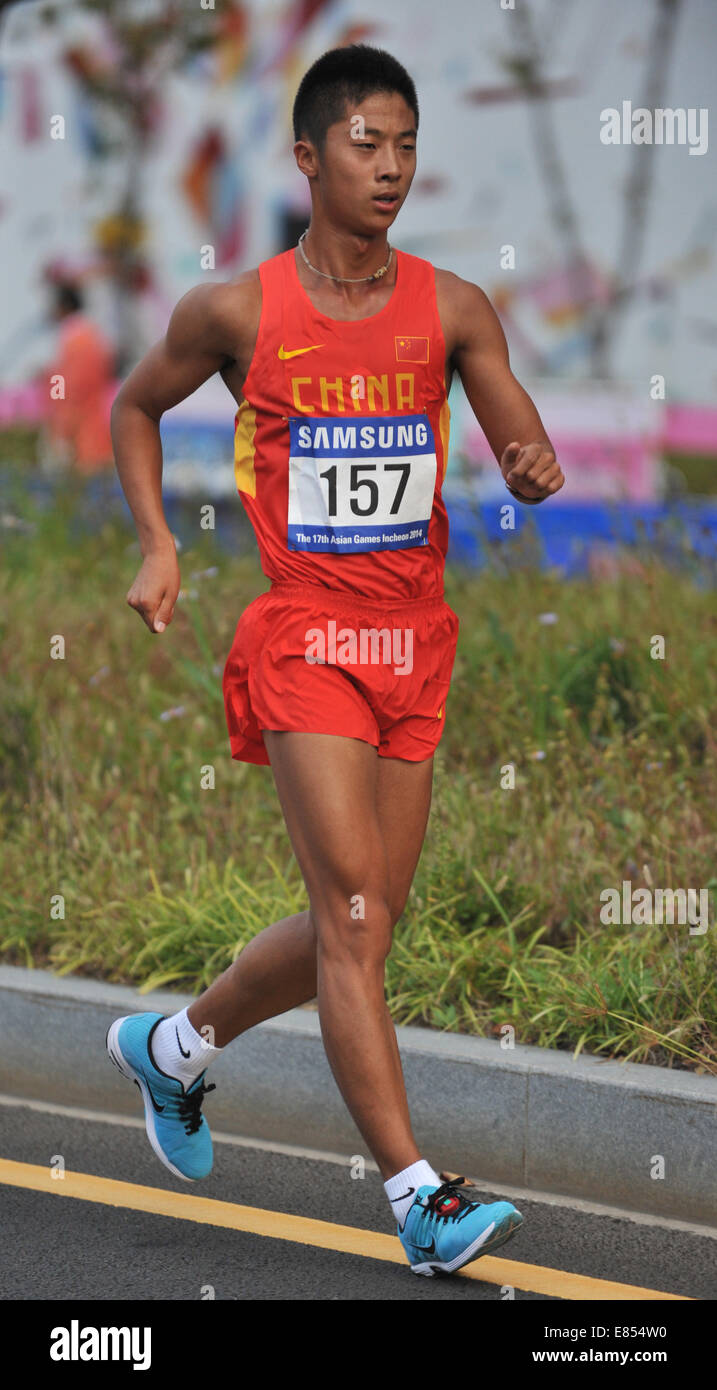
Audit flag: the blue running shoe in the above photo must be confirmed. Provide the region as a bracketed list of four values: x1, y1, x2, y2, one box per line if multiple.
[106, 1012, 215, 1182]
[397, 1176, 523, 1276]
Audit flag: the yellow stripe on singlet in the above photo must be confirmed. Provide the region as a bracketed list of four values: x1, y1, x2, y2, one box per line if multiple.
[234, 401, 257, 497]
[438, 398, 451, 481]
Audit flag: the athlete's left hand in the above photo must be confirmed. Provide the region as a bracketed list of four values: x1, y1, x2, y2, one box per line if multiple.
[500, 441, 564, 503]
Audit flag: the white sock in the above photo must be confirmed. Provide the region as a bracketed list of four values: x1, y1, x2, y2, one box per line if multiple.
[385, 1158, 441, 1229]
[149, 1006, 223, 1088]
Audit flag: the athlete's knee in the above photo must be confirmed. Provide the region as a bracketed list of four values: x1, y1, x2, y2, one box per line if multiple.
[312, 888, 393, 967]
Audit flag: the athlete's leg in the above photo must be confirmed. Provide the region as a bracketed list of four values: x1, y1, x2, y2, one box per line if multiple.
[186, 909, 316, 1046]
[186, 748, 433, 1051]
[258, 730, 430, 1180]
[359, 750, 434, 1158]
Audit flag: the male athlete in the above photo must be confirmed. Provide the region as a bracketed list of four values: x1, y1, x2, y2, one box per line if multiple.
[107, 44, 564, 1279]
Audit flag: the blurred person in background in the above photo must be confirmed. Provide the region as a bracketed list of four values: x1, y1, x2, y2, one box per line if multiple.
[40, 278, 116, 478]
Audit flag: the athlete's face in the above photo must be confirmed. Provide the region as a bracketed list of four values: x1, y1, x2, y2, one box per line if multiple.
[309, 91, 417, 232]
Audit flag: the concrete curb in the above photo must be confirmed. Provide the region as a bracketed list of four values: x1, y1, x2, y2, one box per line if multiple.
[1, 964, 716, 1225]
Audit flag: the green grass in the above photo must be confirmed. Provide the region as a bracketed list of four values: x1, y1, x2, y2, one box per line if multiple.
[1, 463, 716, 1074]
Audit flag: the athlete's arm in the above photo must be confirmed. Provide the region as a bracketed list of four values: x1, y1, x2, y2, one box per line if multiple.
[445, 275, 564, 503]
[111, 281, 244, 633]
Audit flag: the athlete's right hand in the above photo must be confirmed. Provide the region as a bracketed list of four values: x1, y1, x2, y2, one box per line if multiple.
[126, 541, 181, 634]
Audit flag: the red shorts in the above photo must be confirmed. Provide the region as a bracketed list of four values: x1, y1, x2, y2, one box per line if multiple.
[222, 581, 459, 764]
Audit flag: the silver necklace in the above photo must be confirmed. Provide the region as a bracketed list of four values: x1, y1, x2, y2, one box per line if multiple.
[298, 229, 393, 283]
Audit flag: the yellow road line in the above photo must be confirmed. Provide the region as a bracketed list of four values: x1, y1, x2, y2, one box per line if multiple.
[0, 1159, 689, 1300]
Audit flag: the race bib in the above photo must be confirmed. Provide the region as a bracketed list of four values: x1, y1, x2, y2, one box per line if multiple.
[287, 413, 437, 553]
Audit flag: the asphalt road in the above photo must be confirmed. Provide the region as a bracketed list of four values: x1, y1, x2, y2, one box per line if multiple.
[1, 1096, 715, 1306]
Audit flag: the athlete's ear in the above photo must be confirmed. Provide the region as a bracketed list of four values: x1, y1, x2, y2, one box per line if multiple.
[294, 139, 318, 180]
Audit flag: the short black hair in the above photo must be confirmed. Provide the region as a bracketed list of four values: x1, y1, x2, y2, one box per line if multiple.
[54, 281, 83, 315]
[292, 43, 419, 156]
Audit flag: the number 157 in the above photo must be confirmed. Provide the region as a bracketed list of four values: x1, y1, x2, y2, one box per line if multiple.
[318, 462, 410, 518]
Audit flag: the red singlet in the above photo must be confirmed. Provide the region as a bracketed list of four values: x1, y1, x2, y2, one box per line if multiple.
[232, 246, 452, 602]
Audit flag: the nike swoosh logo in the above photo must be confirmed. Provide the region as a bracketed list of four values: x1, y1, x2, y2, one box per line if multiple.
[139, 1078, 166, 1114]
[414, 1237, 436, 1255]
[278, 342, 325, 359]
[393, 1186, 415, 1201]
[176, 1026, 190, 1059]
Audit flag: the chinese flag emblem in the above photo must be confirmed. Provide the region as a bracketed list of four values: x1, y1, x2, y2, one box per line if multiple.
[395, 335, 429, 363]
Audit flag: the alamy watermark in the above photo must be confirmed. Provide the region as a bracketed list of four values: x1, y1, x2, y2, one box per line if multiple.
[50, 1322, 150, 1370]
[600, 101, 708, 155]
[600, 882, 710, 934]
[305, 622, 413, 675]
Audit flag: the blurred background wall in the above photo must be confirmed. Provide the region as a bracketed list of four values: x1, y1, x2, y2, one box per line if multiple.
[1, 0, 715, 561]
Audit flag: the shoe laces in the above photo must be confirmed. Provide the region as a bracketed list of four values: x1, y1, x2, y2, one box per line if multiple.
[422, 1176, 482, 1226]
[176, 1078, 216, 1135]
